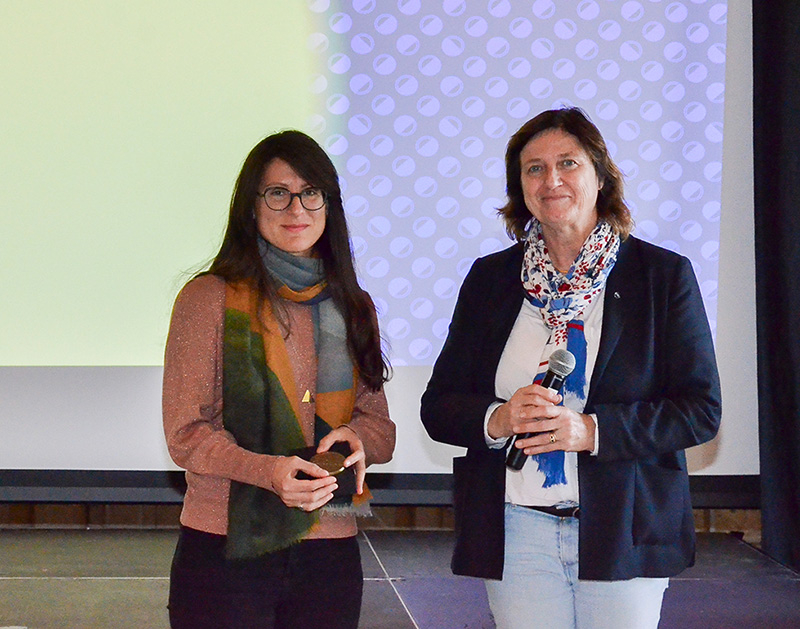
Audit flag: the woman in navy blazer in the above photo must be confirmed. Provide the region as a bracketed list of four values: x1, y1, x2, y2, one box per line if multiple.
[421, 108, 721, 628]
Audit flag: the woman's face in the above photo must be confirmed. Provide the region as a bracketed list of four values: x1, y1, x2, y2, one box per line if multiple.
[255, 158, 326, 257]
[519, 128, 601, 239]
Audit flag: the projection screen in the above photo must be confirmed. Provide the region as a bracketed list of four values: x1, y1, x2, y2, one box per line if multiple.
[0, 0, 756, 505]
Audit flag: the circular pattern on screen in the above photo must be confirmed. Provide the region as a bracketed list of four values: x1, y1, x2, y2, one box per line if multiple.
[308, 1, 727, 364]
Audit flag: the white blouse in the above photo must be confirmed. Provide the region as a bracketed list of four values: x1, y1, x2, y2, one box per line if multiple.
[484, 289, 605, 507]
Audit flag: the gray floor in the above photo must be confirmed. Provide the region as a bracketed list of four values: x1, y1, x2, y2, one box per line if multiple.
[0, 528, 481, 629]
[0, 529, 798, 628]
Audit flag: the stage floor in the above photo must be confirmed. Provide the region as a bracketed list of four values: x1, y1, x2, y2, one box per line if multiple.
[0, 529, 797, 628]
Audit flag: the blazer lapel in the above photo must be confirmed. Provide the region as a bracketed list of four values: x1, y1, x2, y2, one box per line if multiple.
[589, 238, 639, 392]
[484, 244, 526, 373]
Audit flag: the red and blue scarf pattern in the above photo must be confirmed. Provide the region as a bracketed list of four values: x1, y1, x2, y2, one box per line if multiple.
[520, 219, 619, 486]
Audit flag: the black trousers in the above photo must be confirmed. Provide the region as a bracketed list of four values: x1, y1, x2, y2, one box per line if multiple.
[168, 526, 363, 629]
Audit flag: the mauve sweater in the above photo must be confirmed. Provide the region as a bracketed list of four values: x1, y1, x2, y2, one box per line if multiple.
[162, 274, 395, 540]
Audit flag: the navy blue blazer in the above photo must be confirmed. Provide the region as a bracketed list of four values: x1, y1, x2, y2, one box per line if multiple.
[420, 237, 721, 581]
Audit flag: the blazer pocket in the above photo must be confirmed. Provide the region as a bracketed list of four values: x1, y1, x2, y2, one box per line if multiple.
[632, 462, 685, 545]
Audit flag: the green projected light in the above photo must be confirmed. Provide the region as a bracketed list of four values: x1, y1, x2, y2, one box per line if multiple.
[0, 1, 316, 365]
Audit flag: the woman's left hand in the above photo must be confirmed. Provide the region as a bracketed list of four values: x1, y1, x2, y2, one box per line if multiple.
[512, 406, 596, 455]
[317, 425, 367, 494]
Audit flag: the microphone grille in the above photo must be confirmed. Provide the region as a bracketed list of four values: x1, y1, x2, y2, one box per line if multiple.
[548, 348, 576, 377]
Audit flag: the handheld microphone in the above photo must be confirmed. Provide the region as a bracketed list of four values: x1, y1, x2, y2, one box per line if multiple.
[505, 348, 576, 471]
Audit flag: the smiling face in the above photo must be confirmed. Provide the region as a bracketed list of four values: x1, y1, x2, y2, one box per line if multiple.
[255, 158, 326, 257]
[519, 128, 602, 242]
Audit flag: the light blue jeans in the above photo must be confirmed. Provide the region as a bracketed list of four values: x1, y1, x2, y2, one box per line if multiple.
[484, 504, 668, 629]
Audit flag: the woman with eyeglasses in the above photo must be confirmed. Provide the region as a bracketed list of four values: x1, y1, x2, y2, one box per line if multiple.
[162, 130, 395, 628]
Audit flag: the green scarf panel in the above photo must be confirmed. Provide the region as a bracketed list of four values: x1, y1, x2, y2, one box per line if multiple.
[223, 296, 317, 559]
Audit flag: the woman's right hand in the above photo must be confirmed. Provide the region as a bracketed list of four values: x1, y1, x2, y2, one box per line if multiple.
[487, 383, 562, 440]
[270, 456, 338, 512]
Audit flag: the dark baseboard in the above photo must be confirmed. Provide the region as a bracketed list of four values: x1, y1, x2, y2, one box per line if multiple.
[0, 470, 761, 509]
[688, 474, 760, 509]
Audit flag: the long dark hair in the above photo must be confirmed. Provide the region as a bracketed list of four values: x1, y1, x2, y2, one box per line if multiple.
[499, 107, 633, 241]
[206, 130, 389, 390]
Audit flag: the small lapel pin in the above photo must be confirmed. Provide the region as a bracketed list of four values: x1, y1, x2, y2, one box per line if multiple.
[302, 389, 312, 403]
[613, 291, 620, 299]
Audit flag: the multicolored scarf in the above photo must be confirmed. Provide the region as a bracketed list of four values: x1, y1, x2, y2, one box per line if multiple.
[520, 219, 619, 487]
[222, 242, 366, 559]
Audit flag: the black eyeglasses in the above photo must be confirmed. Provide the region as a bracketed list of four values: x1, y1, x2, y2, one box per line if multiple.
[259, 186, 327, 212]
